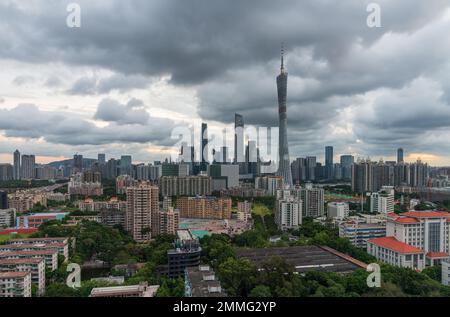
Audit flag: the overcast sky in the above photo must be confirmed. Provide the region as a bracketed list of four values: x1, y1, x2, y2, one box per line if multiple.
[1, 0, 450, 165]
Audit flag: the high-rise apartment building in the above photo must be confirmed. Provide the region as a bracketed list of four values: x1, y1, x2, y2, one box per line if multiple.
[397, 148, 404, 164]
[340, 155, 354, 180]
[20, 155, 35, 180]
[0, 191, 7, 210]
[159, 176, 212, 197]
[98, 153, 106, 164]
[275, 198, 302, 230]
[176, 196, 232, 220]
[370, 186, 395, 214]
[277, 183, 324, 218]
[13, 150, 21, 180]
[73, 154, 83, 173]
[125, 184, 159, 242]
[325, 146, 334, 180]
[120, 155, 132, 176]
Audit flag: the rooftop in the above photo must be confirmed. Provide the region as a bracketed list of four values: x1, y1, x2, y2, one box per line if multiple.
[90, 284, 159, 297]
[236, 245, 366, 274]
[368, 237, 423, 254]
[186, 265, 226, 297]
[0, 271, 30, 279]
[426, 252, 449, 258]
[0, 257, 44, 265]
[400, 211, 450, 218]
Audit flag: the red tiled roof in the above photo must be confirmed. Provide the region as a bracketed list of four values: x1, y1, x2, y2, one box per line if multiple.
[426, 252, 449, 258]
[394, 217, 419, 223]
[0, 258, 44, 265]
[401, 211, 450, 218]
[0, 228, 38, 235]
[368, 236, 423, 254]
[387, 213, 397, 217]
[0, 271, 30, 278]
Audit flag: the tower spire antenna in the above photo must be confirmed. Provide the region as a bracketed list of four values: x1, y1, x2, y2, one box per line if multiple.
[280, 42, 285, 73]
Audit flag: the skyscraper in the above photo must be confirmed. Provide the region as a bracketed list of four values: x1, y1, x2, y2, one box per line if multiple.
[234, 113, 244, 164]
[397, 148, 404, 164]
[276, 47, 293, 187]
[201, 123, 208, 170]
[325, 146, 334, 180]
[13, 150, 21, 180]
[120, 155, 132, 176]
[98, 153, 106, 164]
[0, 190, 7, 209]
[125, 183, 159, 242]
[21, 155, 35, 179]
[340, 155, 354, 180]
[73, 154, 83, 173]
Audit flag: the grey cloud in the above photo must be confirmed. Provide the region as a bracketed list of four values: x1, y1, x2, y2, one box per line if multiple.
[67, 74, 150, 95]
[0, 103, 178, 147]
[94, 98, 150, 125]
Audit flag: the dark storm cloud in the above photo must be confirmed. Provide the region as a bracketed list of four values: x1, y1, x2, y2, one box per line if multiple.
[67, 74, 149, 95]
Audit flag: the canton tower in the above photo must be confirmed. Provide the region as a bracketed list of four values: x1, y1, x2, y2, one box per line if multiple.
[276, 46, 293, 187]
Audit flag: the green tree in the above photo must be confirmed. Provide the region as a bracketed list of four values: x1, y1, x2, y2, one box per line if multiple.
[217, 258, 257, 297]
[249, 285, 272, 297]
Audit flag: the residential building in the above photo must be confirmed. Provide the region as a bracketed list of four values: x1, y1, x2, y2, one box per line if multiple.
[0, 258, 46, 295]
[116, 175, 138, 195]
[370, 186, 395, 214]
[21, 155, 35, 179]
[0, 209, 16, 228]
[176, 196, 232, 220]
[125, 183, 159, 242]
[275, 198, 302, 230]
[0, 250, 58, 271]
[0, 191, 8, 209]
[255, 176, 284, 196]
[327, 202, 349, 220]
[159, 176, 212, 197]
[13, 150, 21, 180]
[0, 164, 13, 181]
[0, 271, 32, 297]
[159, 207, 180, 236]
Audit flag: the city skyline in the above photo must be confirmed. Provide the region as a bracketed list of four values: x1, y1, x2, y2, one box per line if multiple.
[1, 1, 450, 165]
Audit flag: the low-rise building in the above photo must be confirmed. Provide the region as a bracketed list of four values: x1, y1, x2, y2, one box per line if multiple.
[0, 242, 69, 261]
[0, 209, 16, 228]
[339, 221, 386, 248]
[0, 257, 46, 295]
[367, 236, 425, 270]
[167, 230, 202, 278]
[176, 196, 232, 220]
[0, 271, 32, 297]
[89, 282, 159, 297]
[0, 250, 58, 271]
[327, 202, 349, 220]
[185, 265, 225, 297]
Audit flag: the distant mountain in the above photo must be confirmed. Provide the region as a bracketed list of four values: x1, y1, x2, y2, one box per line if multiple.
[47, 158, 97, 168]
